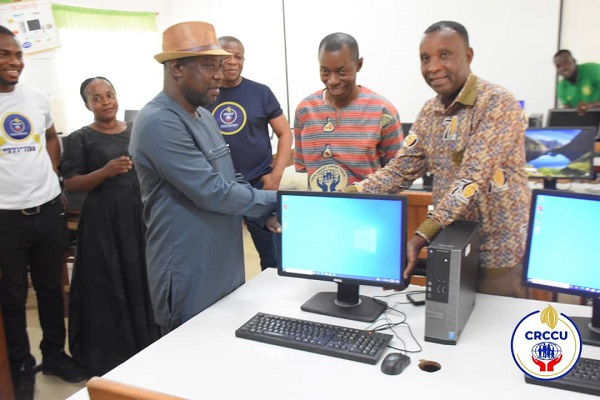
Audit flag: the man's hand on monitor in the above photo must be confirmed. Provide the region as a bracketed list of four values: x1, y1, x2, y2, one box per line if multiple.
[341, 185, 358, 193]
[404, 235, 428, 281]
[265, 214, 281, 233]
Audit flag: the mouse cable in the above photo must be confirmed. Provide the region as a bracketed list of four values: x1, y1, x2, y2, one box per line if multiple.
[382, 307, 423, 354]
[374, 290, 426, 305]
[367, 311, 406, 332]
[369, 307, 423, 354]
[374, 289, 425, 300]
[388, 321, 423, 354]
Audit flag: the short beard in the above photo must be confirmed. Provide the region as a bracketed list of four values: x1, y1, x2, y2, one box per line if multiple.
[0, 76, 19, 86]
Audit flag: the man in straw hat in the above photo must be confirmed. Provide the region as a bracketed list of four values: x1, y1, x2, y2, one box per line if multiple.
[129, 21, 279, 333]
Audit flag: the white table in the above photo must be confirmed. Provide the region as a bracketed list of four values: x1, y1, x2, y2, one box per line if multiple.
[69, 269, 600, 399]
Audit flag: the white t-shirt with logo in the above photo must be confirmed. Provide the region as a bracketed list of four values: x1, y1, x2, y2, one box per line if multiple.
[0, 83, 59, 209]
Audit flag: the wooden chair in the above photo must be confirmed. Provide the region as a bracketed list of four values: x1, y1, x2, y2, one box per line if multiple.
[87, 376, 186, 400]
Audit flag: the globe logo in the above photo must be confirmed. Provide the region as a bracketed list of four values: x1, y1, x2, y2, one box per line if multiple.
[220, 107, 236, 124]
[532, 342, 562, 361]
[11, 117, 24, 132]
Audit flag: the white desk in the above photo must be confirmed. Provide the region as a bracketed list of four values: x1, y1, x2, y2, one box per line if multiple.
[69, 269, 600, 399]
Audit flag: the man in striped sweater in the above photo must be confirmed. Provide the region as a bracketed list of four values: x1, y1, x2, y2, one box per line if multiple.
[293, 32, 403, 192]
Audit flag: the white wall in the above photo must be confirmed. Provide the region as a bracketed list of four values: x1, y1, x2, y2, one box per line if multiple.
[14, 0, 597, 133]
[157, 0, 289, 119]
[283, 0, 560, 123]
[560, 0, 600, 65]
[157, 0, 561, 123]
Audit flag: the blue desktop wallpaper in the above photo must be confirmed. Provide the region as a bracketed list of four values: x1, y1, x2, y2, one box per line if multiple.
[526, 194, 599, 292]
[280, 194, 403, 283]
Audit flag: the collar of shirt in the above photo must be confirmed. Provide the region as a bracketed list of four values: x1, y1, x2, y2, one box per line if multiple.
[432, 73, 478, 114]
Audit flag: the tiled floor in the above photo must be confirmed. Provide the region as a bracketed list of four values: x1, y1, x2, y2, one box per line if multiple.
[26, 226, 261, 400]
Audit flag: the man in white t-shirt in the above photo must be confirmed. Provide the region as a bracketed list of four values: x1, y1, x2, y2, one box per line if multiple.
[0, 25, 86, 399]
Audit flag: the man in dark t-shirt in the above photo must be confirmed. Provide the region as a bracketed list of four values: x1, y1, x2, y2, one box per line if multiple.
[208, 36, 292, 270]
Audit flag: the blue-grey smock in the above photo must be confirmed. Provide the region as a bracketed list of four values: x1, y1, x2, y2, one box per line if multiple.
[129, 92, 277, 330]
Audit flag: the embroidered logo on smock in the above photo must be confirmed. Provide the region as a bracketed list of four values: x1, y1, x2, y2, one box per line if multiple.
[488, 168, 509, 193]
[322, 144, 333, 158]
[451, 179, 478, 204]
[211, 102, 247, 135]
[380, 113, 393, 129]
[403, 133, 418, 148]
[442, 116, 459, 140]
[322, 117, 335, 133]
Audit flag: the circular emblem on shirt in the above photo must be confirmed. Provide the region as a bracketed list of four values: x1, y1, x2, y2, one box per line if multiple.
[211, 101, 247, 135]
[309, 164, 348, 192]
[2, 113, 32, 141]
[582, 85, 592, 97]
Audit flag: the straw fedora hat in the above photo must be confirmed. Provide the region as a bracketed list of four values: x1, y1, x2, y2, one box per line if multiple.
[154, 21, 231, 63]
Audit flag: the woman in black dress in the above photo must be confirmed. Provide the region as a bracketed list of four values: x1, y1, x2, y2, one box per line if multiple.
[61, 77, 159, 376]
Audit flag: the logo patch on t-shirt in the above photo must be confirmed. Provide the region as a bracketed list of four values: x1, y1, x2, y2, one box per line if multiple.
[582, 85, 592, 97]
[212, 102, 247, 135]
[2, 113, 32, 141]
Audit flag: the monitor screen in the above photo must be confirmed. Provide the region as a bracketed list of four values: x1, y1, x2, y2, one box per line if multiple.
[523, 189, 600, 346]
[524, 126, 596, 188]
[546, 108, 600, 138]
[278, 190, 407, 322]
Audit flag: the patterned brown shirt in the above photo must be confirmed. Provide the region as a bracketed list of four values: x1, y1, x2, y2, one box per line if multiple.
[358, 74, 531, 269]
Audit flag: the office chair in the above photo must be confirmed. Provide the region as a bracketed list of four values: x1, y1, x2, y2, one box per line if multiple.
[87, 376, 186, 400]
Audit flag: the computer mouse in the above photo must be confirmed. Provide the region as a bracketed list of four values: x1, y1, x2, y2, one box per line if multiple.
[380, 352, 411, 375]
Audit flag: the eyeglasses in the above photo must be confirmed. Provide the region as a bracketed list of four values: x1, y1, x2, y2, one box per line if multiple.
[225, 55, 245, 63]
[198, 62, 224, 73]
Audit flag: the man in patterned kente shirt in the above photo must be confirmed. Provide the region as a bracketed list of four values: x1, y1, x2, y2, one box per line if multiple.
[345, 20, 531, 298]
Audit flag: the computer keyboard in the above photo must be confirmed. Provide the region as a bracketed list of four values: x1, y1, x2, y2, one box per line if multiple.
[524, 356, 600, 396]
[235, 312, 392, 364]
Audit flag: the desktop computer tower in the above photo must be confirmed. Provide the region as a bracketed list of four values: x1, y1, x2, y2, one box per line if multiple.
[424, 221, 480, 345]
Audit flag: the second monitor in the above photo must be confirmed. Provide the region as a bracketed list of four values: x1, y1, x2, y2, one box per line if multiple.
[546, 108, 600, 138]
[524, 126, 596, 189]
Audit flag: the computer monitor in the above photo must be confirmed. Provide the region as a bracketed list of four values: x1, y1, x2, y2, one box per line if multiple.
[546, 108, 600, 138]
[522, 189, 600, 347]
[524, 126, 596, 189]
[124, 110, 139, 123]
[277, 190, 408, 322]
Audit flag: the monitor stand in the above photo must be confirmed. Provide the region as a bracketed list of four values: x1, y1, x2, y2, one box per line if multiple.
[570, 298, 600, 347]
[300, 283, 387, 322]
